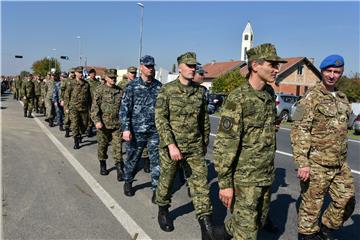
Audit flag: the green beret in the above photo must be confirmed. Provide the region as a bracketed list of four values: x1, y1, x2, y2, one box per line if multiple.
[246, 43, 287, 63]
[177, 52, 197, 65]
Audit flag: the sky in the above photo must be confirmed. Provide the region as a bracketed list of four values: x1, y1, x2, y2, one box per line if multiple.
[1, 1, 359, 76]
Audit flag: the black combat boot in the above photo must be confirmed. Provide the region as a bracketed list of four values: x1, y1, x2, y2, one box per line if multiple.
[59, 125, 64, 131]
[214, 225, 232, 240]
[27, 111, 33, 118]
[24, 109, 27, 117]
[43, 108, 46, 116]
[49, 118, 54, 127]
[319, 224, 335, 240]
[299, 233, 323, 240]
[115, 162, 124, 181]
[65, 128, 70, 138]
[123, 181, 135, 197]
[143, 157, 150, 173]
[198, 215, 215, 240]
[158, 205, 174, 232]
[73, 136, 80, 150]
[39, 108, 43, 114]
[99, 160, 109, 175]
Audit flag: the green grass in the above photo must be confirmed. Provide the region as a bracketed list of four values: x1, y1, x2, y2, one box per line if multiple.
[281, 122, 360, 140]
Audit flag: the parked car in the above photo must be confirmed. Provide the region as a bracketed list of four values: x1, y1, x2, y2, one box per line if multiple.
[208, 93, 226, 114]
[354, 114, 360, 135]
[276, 93, 299, 121]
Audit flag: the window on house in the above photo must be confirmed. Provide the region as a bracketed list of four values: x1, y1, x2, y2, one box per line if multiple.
[244, 47, 247, 60]
[251, 35, 253, 41]
[297, 65, 304, 75]
[244, 35, 248, 40]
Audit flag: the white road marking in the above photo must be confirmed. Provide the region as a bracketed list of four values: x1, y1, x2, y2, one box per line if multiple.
[20, 101, 151, 240]
[210, 131, 360, 175]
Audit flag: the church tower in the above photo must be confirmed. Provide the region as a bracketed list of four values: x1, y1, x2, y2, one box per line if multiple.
[241, 22, 254, 61]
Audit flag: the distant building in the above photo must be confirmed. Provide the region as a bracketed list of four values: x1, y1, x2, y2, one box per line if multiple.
[241, 22, 254, 61]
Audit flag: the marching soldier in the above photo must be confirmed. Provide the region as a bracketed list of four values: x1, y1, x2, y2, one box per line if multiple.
[155, 52, 214, 238]
[86, 68, 100, 137]
[22, 74, 35, 118]
[45, 72, 56, 127]
[61, 69, 76, 137]
[64, 66, 91, 149]
[91, 69, 124, 181]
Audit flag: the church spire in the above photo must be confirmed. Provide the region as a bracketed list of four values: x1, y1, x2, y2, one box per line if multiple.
[241, 21, 254, 61]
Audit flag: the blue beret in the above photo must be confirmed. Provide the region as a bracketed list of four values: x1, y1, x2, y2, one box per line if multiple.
[140, 55, 155, 65]
[320, 54, 344, 70]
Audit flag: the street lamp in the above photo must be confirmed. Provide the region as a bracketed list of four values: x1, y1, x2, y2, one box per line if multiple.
[52, 48, 56, 70]
[137, 2, 144, 62]
[76, 36, 81, 66]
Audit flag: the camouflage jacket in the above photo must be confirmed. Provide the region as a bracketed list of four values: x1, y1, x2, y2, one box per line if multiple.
[22, 80, 35, 98]
[117, 79, 130, 91]
[88, 77, 100, 100]
[120, 77, 162, 133]
[290, 81, 351, 168]
[45, 79, 55, 100]
[15, 78, 22, 89]
[155, 78, 210, 153]
[41, 80, 48, 99]
[64, 78, 91, 111]
[213, 82, 276, 189]
[91, 84, 123, 129]
[34, 80, 42, 96]
[60, 78, 75, 103]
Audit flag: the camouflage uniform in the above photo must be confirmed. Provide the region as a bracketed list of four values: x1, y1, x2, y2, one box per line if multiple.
[290, 81, 355, 235]
[155, 78, 211, 218]
[120, 75, 162, 192]
[14, 76, 22, 100]
[64, 74, 91, 140]
[45, 77, 55, 121]
[91, 83, 123, 164]
[22, 78, 35, 116]
[87, 76, 100, 135]
[34, 79, 42, 112]
[40, 79, 47, 115]
[61, 76, 76, 131]
[213, 43, 287, 240]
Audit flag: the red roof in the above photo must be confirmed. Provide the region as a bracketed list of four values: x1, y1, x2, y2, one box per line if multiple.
[203, 61, 245, 79]
[84, 66, 107, 76]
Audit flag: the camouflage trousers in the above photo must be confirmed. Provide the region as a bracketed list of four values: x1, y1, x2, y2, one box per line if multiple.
[298, 161, 355, 235]
[45, 98, 55, 120]
[97, 128, 123, 163]
[225, 185, 271, 240]
[23, 97, 34, 112]
[34, 95, 41, 111]
[124, 131, 160, 191]
[64, 109, 71, 129]
[156, 148, 212, 219]
[70, 109, 89, 138]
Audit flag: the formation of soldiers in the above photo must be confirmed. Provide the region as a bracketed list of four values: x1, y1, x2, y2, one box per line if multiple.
[9, 44, 355, 240]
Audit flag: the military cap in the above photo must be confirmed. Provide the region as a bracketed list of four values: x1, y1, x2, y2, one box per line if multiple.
[61, 72, 68, 77]
[319, 54, 344, 70]
[177, 52, 197, 65]
[69, 68, 75, 73]
[105, 68, 117, 78]
[74, 66, 84, 73]
[127, 66, 138, 73]
[196, 65, 208, 75]
[140, 55, 155, 65]
[246, 43, 287, 63]
[88, 68, 96, 74]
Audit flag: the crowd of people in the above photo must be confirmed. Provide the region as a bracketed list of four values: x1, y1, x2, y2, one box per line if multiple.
[5, 43, 355, 240]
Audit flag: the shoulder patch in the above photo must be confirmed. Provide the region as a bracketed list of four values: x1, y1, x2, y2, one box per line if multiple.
[219, 116, 234, 133]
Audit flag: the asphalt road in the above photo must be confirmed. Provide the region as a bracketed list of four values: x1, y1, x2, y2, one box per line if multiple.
[2, 93, 359, 240]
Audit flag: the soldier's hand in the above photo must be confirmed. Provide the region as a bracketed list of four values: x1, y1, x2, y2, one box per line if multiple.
[297, 166, 310, 182]
[123, 131, 132, 141]
[60, 100, 64, 107]
[65, 109, 69, 113]
[95, 122, 103, 129]
[219, 188, 234, 209]
[168, 144, 182, 161]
